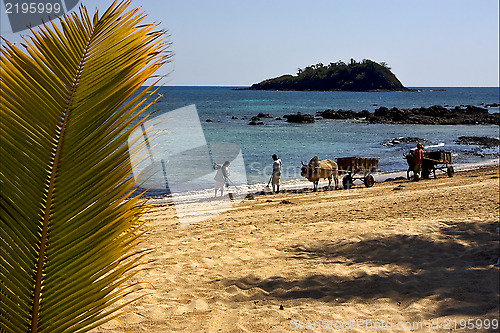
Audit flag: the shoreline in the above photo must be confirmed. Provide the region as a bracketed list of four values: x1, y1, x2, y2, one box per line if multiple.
[147, 158, 499, 204]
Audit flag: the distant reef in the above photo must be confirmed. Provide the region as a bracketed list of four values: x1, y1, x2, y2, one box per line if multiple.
[245, 59, 409, 92]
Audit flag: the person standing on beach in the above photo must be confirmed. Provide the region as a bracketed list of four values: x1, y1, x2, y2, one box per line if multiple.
[214, 161, 230, 196]
[413, 142, 424, 181]
[272, 154, 282, 193]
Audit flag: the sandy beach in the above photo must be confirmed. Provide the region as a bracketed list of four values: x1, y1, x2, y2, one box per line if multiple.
[95, 165, 499, 333]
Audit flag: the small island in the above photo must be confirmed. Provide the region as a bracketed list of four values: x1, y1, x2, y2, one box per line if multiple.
[246, 59, 409, 91]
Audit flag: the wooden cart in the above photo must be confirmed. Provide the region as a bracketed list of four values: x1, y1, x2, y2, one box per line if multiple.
[336, 157, 379, 189]
[422, 150, 454, 179]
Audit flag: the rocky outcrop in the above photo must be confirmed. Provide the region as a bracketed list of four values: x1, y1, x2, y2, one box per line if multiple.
[283, 112, 315, 123]
[455, 136, 500, 147]
[317, 105, 500, 125]
[318, 109, 371, 120]
[383, 137, 426, 146]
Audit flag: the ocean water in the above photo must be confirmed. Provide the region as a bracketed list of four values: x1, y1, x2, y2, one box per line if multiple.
[138, 86, 499, 189]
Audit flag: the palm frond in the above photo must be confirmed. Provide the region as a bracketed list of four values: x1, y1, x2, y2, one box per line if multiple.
[0, 1, 168, 331]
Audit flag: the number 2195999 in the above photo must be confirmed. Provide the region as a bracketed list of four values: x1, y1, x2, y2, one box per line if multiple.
[5, 2, 62, 14]
[443, 318, 498, 330]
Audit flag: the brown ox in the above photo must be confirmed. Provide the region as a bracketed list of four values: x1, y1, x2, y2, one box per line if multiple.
[301, 156, 339, 191]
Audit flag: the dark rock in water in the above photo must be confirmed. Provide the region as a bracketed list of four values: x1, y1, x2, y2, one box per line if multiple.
[206, 119, 213, 122]
[249, 121, 264, 125]
[283, 112, 315, 123]
[317, 104, 499, 125]
[373, 106, 389, 117]
[250, 113, 272, 123]
[455, 136, 500, 148]
[464, 105, 488, 114]
[317, 108, 395, 121]
[317, 109, 359, 119]
[367, 105, 499, 125]
[231, 116, 238, 119]
[383, 137, 426, 146]
[359, 110, 371, 118]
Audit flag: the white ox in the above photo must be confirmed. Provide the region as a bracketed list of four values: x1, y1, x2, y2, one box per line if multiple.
[301, 156, 339, 191]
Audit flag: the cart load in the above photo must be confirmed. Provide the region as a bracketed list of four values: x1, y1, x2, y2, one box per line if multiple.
[337, 157, 379, 188]
[422, 150, 454, 179]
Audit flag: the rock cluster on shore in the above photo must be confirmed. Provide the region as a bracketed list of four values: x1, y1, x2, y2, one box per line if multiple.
[317, 105, 500, 125]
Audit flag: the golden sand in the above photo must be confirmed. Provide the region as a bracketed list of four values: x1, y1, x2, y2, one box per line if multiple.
[95, 166, 499, 333]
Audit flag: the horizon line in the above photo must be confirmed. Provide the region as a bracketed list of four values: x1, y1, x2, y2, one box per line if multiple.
[143, 85, 500, 88]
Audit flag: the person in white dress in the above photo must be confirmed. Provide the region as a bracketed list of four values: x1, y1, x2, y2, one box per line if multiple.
[272, 154, 282, 194]
[213, 161, 230, 197]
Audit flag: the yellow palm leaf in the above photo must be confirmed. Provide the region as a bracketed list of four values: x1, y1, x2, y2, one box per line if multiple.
[0, 1, 169, 332]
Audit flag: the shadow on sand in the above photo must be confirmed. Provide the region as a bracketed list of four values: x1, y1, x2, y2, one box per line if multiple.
[221, 220, 499, 317]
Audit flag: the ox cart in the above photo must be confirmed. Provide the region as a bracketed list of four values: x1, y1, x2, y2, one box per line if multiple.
[337, 157, 379, 189]
[422, 150, 454, 179]
[405, 150, 454, 180]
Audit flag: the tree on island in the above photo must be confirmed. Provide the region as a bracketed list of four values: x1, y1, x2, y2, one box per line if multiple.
[248, 59, 408, 91]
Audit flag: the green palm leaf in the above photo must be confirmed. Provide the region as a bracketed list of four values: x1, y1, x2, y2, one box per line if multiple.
[0, 1, 168, 331]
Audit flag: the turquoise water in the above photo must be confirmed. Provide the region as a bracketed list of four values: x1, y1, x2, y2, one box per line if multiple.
[146, 86, 499, 185]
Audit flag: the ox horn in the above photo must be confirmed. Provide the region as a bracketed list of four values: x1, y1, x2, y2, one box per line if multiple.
[301, 161, 305, 166]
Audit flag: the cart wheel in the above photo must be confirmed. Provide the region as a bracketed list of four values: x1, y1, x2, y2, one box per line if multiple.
[343, 175, 353, 189]
[364, 174, 375, 187]
[447, 165, 454, 177]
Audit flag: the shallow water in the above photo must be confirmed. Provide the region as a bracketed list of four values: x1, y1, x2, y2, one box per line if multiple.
[132, 86, 499, 195]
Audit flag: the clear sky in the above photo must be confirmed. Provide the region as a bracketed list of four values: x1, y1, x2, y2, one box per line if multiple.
[1, 0, 499, 87]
